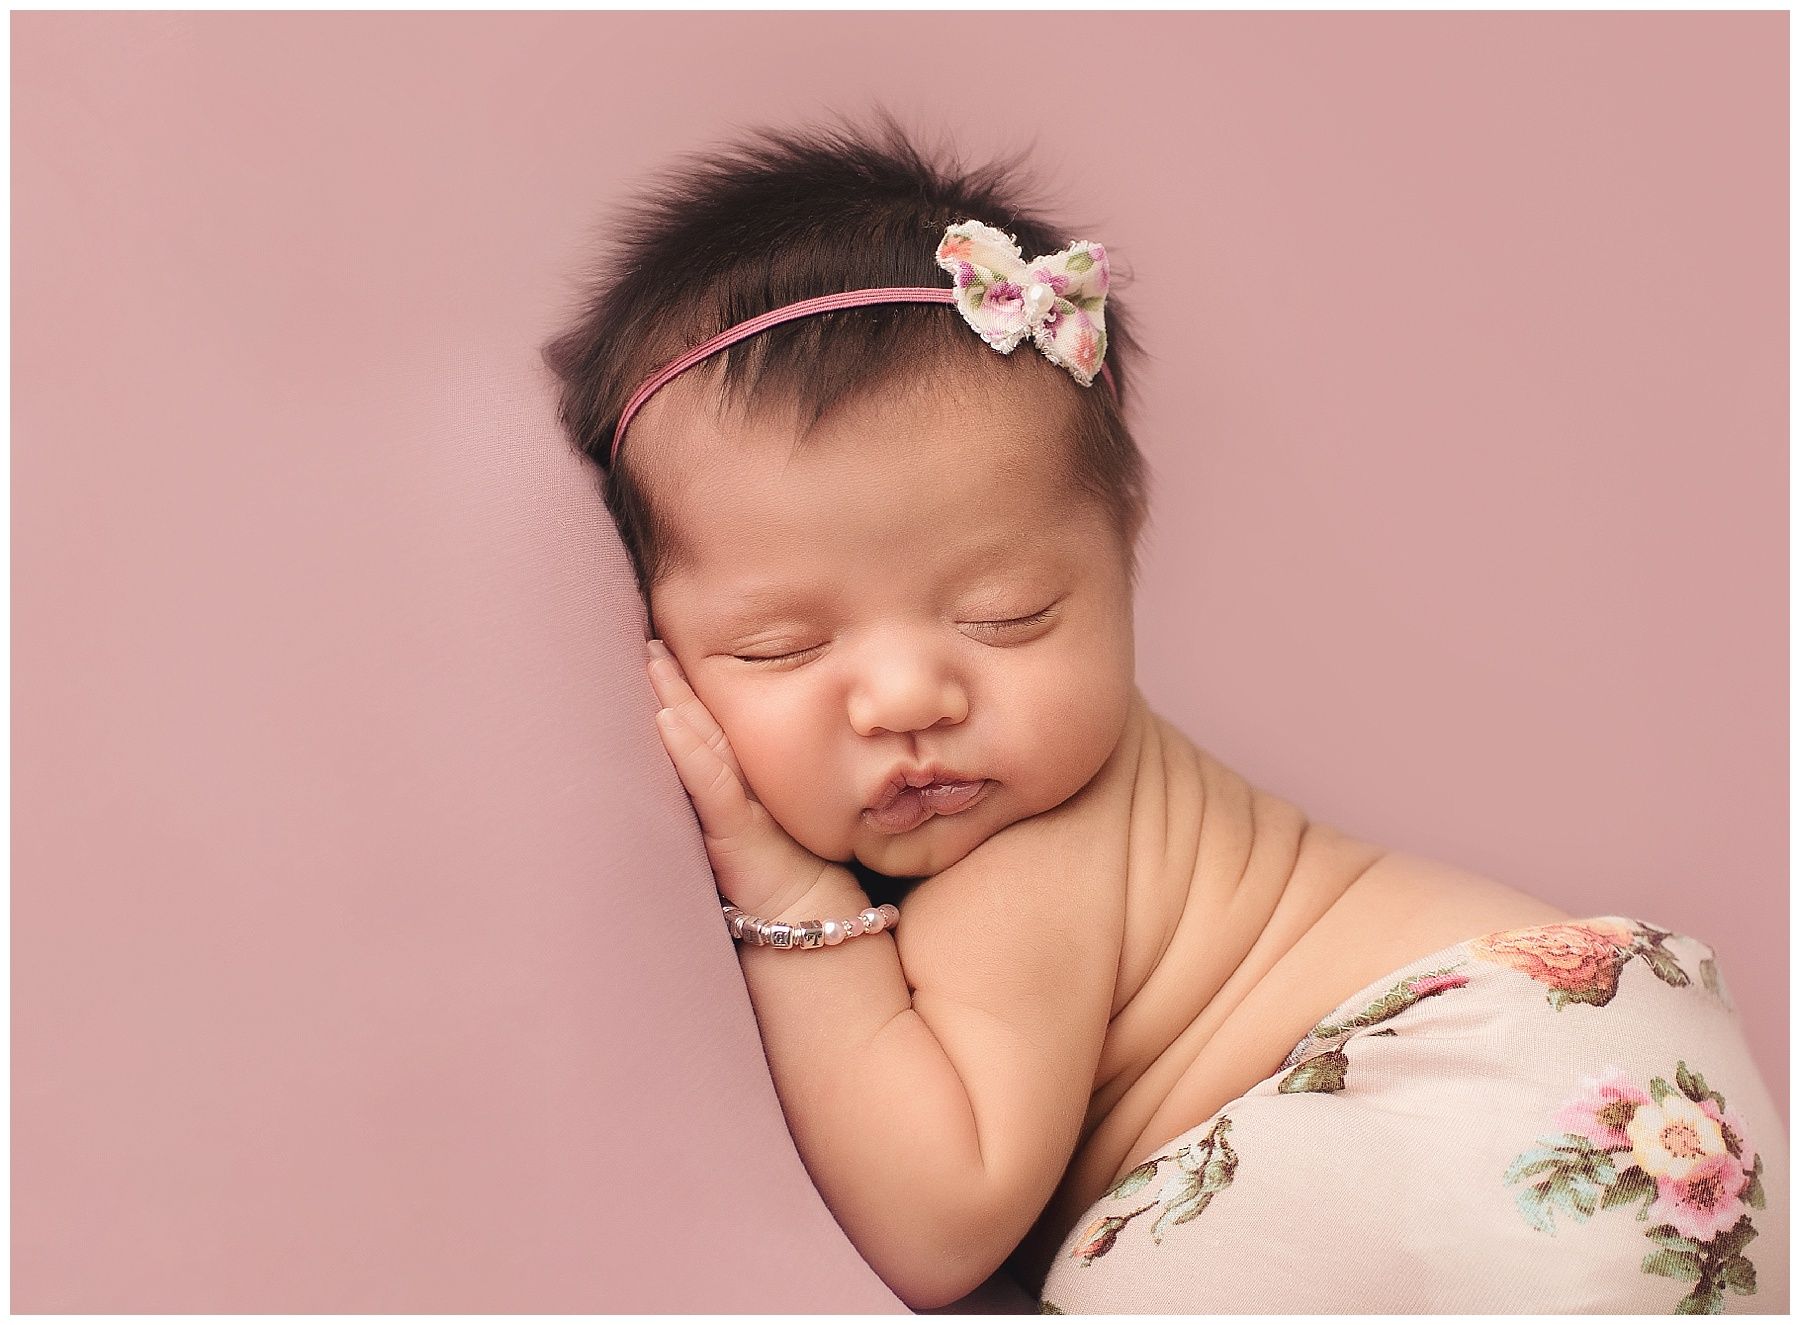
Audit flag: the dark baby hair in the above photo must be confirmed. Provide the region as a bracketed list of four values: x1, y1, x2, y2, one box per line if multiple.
[540, 107, 1153, 598]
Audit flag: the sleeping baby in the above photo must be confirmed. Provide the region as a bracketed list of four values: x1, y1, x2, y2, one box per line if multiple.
[542, 114, 1786, 1314]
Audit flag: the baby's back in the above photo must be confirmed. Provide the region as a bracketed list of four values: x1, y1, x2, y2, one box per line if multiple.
[1007, 698, 1578, 1291]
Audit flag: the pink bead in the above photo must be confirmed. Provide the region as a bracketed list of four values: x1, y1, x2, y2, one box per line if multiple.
[843, 915, 865, 936]
[878, 903, 900, 926]
[858, 907, 884, 933]
[820, 919, 846, 945]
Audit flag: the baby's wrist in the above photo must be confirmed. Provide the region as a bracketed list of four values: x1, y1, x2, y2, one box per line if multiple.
[726, 864, 896, 949]
[760, 862, 868, 926]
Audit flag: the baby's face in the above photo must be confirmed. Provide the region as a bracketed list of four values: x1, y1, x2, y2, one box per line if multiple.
[637, 365, 1136, 880]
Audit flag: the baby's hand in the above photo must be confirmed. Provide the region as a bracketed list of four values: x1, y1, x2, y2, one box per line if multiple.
[646, 640, 842, 917]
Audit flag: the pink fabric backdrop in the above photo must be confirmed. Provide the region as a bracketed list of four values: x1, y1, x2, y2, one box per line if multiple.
[13, 10, 1786, 1313]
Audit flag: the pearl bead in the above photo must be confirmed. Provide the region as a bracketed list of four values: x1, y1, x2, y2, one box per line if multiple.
[843, 915, 865, 937]
[859, 907, 884, 933]
[821, 919, 846, 945]
[878, 903, 900, 927]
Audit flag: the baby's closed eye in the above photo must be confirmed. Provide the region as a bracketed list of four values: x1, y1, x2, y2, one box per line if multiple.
[728, 602, 1062, 665]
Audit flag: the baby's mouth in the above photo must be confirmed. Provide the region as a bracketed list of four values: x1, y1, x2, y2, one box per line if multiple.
[861, 780, 990, 834]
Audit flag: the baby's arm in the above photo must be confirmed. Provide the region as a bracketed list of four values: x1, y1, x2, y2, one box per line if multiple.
[649, 656, 1124, 1310]
[748, 818, 1121, 1308]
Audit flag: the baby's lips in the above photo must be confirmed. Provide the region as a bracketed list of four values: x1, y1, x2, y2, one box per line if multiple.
[861, 780, 989, 835]
[917, 780, 986, 814]
[863, 786, 932, 835]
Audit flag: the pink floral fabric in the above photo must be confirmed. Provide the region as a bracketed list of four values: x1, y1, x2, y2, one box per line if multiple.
[933, 220, 1110, 387]
[1038, 916, 1787, 1314]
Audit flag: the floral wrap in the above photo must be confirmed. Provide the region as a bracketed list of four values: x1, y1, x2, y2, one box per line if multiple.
[1037, 916, 1787, 1314]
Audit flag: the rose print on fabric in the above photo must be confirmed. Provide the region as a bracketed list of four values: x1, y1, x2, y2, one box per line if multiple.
[1050, 1113, 1239, 1292]
[1277, 965, 1471, 1094]
[1504, 1061, 1766, 1313]
[933, 219, 1111, 387]
[1469, 919, 1698, 1010]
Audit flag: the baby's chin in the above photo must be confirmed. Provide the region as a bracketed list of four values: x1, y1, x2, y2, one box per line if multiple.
[846, 801, 1014, 882]
[851, 838, 968, 885]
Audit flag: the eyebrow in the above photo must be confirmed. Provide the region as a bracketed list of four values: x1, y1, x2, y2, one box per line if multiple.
[712, 538, 1059, 630]
[729, 584, 822, 614]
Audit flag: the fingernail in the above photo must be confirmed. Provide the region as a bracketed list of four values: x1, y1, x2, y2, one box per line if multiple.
[646, 638, 672, 661]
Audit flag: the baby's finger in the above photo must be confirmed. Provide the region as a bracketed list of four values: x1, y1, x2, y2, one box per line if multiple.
[656, 705, 814, 912]
[654, 706, 756, 846]
[646, 649, 746, 787]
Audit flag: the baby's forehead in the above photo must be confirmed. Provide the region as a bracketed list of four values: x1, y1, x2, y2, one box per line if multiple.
[622, 353, 1111, 602]
[667, 444, 1074, 580]
[636, 365, 1074, 509]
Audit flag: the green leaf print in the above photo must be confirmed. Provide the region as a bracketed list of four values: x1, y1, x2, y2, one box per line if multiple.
[1152, 1186, 1216, 1240]
[1709, 1215, 1757, 1260]
[1673, 1061, 1725, 1113]
[1039, 1298, 1065, 1314]
[1633, 935, 1692, 989]
[1149, 1117, 1238, 1244]
[1503, 1136, 1619, 1232]
[1698, 956, 1723, 999]
[1307, 965, 1470, 1040]
[1600, 1165, 1657, 1219]
[1720, 1255, 1757, 1295]
[1643, 1249, 1706, 1279]
[1647, 1226, 1708, 1255]
[1277, 1048, 1348, 1094]
[1106, 1159, 1158, 1200]
[1640, 1213, 1759, 1313]
[1064, 250, 1094, 273]
[1674, 1283, 1723, 1314]
[1744, 1154, 1766, 1209]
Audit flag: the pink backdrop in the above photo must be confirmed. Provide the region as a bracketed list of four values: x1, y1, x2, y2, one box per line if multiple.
[14, 10, 1786, 1312]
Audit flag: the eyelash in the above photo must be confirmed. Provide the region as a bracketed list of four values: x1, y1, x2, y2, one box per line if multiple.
[731, 606, 1058, 666]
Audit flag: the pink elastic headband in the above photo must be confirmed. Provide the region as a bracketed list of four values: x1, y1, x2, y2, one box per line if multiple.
[608, 220, 1119, 466]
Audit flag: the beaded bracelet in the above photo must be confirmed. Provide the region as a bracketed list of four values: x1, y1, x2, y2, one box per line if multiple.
[722, 901, 900, 949]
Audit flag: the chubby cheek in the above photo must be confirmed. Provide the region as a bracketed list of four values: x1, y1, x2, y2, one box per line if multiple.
[1006, 638, 1133, 803]
[704, 685, 853, 854]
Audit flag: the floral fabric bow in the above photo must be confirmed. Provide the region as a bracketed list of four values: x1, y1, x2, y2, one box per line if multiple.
[934, 219, 1111, 387]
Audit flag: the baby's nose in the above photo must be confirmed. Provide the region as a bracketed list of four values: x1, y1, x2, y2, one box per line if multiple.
[846, 668, 968, 738]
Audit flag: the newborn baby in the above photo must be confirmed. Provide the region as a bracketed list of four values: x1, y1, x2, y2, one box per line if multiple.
[635, 350, 1569, 1308]
[547, 117, 1782, 1314]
